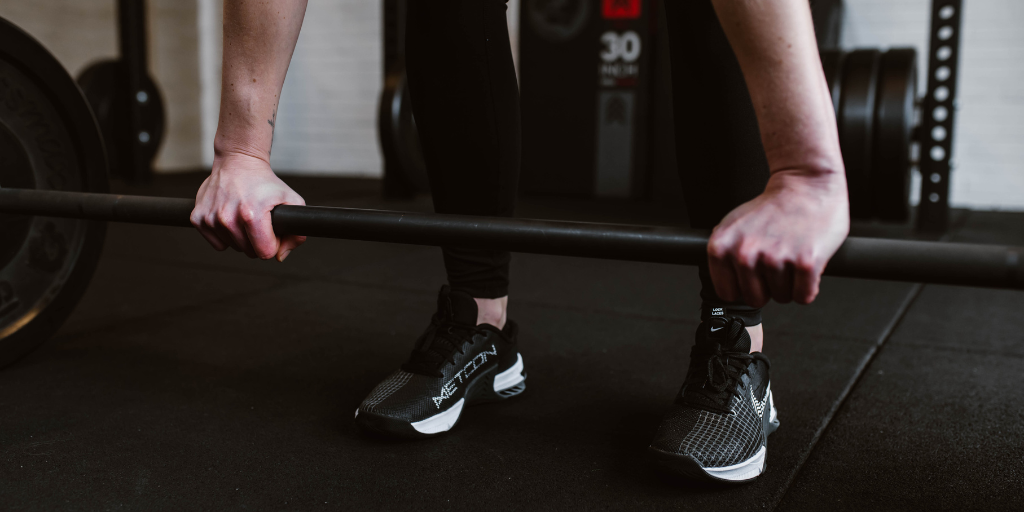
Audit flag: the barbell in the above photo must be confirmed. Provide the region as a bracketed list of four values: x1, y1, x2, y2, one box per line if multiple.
[2, 16, 1023, 372]
[3, 186, 1024, 286]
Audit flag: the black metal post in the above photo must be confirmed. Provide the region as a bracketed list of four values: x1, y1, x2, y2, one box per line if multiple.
[117, 0, 152, 182]
[2, 188, 1023, 290]
[379, 0, 418, 198]
[917, 0, 963, 232]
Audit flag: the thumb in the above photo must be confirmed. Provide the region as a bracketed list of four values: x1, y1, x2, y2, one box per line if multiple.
[276, 235, 307, 262]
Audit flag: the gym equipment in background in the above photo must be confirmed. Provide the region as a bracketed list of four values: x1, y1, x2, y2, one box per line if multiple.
[519, 0, 653, 199]
[811, 0, 845, 51]
[917, 0, 963, 232]
[0, 17, 109, 368]
[513, 0, 958, 227]
[378, 0, 429, 198]
[77, 0, 165, 183]
[825, 48, 918, 222]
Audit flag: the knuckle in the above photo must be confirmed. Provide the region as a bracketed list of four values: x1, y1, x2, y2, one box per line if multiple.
[735, 240, 761, 265]
[795, 253, 817, 273]
[238, 205, 258, 224]
[216, 207, 235, 223]
[736, 249, 759, 268]
[706, 239, 728, 260]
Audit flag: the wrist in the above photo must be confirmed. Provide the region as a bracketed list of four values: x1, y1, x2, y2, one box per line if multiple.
[213, 94, 277, 164]
[768, 167, 849, 198]
[213, 137, 271, 167]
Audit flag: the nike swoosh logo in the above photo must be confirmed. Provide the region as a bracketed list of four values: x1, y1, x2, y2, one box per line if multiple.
[751, 387, 768, 419]
[710, 326, 723, 332]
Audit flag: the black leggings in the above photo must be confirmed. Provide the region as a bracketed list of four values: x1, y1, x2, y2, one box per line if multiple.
[405, 0, 768, 325]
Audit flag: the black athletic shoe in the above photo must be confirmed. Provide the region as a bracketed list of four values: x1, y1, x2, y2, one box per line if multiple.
[354, 286, 526, 438]
[649, 314, 779, 483]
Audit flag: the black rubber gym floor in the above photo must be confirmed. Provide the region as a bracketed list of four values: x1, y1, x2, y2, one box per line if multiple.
[2, 174, 1021, 511]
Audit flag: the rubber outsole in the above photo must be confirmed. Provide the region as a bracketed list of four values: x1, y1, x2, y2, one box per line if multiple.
[649, 446, 767, 484]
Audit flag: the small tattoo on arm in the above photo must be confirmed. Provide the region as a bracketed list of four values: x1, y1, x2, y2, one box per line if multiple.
[268, 108, 277, 154]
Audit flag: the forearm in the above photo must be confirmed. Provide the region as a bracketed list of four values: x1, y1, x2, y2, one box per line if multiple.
[711, 0, 844, 180]
[215, 0, 308, 162]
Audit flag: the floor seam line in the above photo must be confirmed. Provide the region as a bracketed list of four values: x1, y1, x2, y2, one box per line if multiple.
[769, 211, 972, 510]
[768, 282, 924, 510]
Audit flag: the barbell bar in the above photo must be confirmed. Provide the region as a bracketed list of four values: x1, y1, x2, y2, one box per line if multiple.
[2, 187, 1022, 290]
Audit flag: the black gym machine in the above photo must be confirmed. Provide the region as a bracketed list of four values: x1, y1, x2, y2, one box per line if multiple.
[0, 0, 1015, 371]
[380, 0, 961, 232]
[77, 0, 166, 183]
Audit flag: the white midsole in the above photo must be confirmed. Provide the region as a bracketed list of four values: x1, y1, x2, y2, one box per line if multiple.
[411, 398, 465, 434]
[492, 354, 525, 392]
[705, 445, 767, 481]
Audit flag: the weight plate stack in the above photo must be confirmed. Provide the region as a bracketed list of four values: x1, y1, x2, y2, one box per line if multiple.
[820, 49, 846, 114]
[838, 49, 881, 220]
[77, 59, 165, 180]
[872, 48, 917, 222]
[0, 17, 109, 368]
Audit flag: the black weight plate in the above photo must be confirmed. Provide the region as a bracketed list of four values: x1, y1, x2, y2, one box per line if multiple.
[378, 68, 429, 193]
[77, 59, 165, 180]
[820, 49, 846, 115]
[872, 48, 917, 222]
[838, 49, 881, 220]
[395, 72, 430, 192]
[0, 17, 109, 368]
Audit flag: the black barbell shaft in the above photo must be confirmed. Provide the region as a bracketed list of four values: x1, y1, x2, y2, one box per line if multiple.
[2, 188, 1022, 290]
[0, 188, 194, 227]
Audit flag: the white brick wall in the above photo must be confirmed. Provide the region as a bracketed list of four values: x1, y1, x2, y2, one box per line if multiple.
[841, 0, 1024, 210]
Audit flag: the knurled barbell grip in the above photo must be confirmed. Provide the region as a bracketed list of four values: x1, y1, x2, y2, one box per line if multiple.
[2, 188, 1022, 290]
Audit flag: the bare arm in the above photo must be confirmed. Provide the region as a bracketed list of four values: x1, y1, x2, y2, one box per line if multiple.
[215, 0, 308, 160]
[714, 0, 843, 177]
[191, 0, 309, 261]
[706, 0, 850, 306]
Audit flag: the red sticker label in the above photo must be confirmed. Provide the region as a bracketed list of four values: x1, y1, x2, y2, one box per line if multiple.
[603, 0, 642, 19]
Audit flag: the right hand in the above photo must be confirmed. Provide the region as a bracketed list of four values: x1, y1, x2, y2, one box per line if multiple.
[191, 152, 306, 261]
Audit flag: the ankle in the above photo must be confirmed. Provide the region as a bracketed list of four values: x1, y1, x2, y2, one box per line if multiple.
[747, 324, 763, 353]
[474, 296, 508, 329]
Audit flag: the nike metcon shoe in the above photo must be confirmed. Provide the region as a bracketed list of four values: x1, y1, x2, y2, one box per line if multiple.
[355, 285, 526, 438]
[649, 314, 779, 483]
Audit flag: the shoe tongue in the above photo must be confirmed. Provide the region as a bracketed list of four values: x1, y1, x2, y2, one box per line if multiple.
[436, 285, 478, 326]
[703, 315, 751, 353]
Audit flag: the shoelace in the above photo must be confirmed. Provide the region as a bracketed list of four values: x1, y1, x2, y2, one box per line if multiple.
[689, 343, 770, 402]
[402, 315, 478, 377]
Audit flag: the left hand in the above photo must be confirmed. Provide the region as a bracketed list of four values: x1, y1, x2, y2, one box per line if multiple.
[706, 170, 850, 307]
